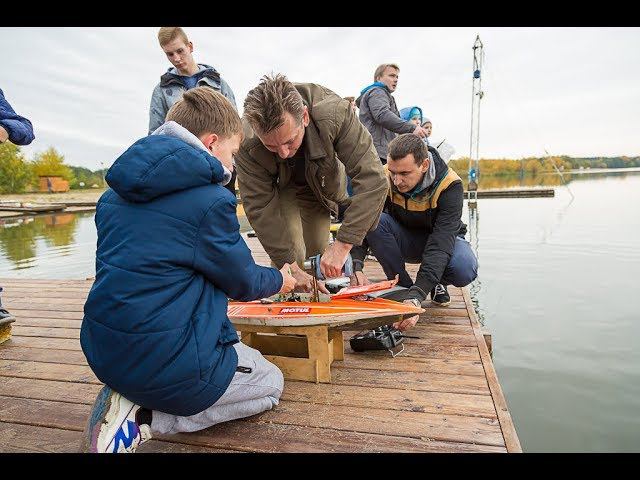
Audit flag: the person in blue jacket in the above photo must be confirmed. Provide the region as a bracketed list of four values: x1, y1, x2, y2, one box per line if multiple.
[0, 87, 35, 323]
[79, 87, 296, 453]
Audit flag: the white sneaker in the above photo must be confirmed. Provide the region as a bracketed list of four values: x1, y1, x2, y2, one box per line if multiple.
[81, 385, 152, 453]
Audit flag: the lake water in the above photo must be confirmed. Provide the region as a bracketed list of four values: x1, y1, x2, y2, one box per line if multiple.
[1, 169, 638, 452]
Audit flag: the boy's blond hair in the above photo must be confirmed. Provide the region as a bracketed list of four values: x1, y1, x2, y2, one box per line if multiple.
[166, 87, 242, 139]
[157, 27, 189, 46]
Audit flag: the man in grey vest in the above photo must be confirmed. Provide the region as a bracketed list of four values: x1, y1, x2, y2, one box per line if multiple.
[356, 63, 429, 164]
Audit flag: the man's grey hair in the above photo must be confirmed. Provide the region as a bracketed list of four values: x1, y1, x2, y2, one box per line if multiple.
[243, 73, 305, 135]
[388, 133, 428, 165]
[374, 63, 400, 82]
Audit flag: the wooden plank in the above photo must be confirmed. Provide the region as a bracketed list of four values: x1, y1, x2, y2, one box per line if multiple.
[0, 346, 87, 365]
[3, 336, 81, 350]
[0, 422, 82, 453]
[3, 296, 89, 305]
[253, 402, 504, 446]
[0, 360, 99, 384]
[462, 286, 522, 453]
[330, 367, 489, 395]
[0, 278, 90, 285]
[339, 353, 484, 376]
[419, 315, 472, 326]
[0, 286, 91, 294]
[421, 308, 470, 317]
[0, 363, 497, 421]
[0, 396, 504, 451]
[12, 317, 82, 329]
[344, 342, 481, 361]
[4, 302, 84, 312]
[12, 326, 79, 339]
[0, 422, 239, 453]
[282, 381, 497, 418]
[5, 309, 83, 320]
[0, 376, 101, 404]
[163, 421, 507, 453]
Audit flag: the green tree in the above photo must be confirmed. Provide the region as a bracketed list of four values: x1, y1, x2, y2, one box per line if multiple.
[32, 147, 76, 184]
[0, 142, 35, 193]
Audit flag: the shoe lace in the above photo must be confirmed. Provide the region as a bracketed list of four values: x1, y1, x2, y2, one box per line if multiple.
[434, 284, 446, 296]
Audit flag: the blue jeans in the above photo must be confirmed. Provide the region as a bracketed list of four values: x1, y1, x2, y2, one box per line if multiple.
[366, 213, 478, 289]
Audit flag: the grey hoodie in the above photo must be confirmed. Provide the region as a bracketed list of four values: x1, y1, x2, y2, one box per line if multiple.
[148, 63, 237, 135]
[356, 86, 416, 159]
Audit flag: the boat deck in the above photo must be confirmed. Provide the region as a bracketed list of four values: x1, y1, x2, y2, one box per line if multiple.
[0, 235, 520, 453]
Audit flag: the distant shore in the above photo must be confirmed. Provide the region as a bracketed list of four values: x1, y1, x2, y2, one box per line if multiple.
[0, 189, 106, 204]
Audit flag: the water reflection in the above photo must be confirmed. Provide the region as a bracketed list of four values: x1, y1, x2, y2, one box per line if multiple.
[459, 167, 640, 190]
[0, 212, 96, 276]
[466, 202, 484, 325]
[0, 212, 80, 264]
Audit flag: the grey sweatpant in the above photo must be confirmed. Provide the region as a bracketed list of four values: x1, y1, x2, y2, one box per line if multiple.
[150, 342, 284, 435]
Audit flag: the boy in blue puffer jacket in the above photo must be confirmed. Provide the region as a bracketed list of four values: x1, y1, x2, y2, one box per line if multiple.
[80, 87, 296, 453]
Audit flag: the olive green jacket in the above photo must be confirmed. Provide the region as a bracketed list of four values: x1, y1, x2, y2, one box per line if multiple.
[236, 83, 388, 267]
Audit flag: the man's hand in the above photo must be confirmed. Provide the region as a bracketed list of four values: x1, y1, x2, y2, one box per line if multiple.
[412, 125, 428, 139]
[0, 126, 8, 143]
[392, 299, 421, 331]
[320, 240, 352, 279]
[349, 271, 371, 287]
[278, 263, 297, 294]
[290, 263, 329, 294]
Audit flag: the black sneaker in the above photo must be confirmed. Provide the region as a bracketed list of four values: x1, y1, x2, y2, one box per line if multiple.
[430, 284, 450, 306]
[0, 309, 14, 322]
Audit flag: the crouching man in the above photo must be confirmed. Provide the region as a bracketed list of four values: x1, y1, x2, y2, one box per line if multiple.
[351, 133, 477, 331]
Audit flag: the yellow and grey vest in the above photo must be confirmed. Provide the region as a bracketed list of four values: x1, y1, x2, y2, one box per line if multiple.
[386, 166, 462, 212]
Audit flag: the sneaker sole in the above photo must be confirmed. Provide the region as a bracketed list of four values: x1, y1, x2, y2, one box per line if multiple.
[79, 385, 114, 453]
[431, 299, 451, 307]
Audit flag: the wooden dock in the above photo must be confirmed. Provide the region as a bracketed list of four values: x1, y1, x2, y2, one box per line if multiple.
[464, 188, 554, 198]
[0, 236, 520, 453]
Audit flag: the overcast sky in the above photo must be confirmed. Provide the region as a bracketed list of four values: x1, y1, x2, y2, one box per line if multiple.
[2, 27, 639, 170]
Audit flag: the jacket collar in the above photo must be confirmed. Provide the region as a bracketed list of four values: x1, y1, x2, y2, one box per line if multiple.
[160, 64, 221, 88]
[302, 114, 326, 161]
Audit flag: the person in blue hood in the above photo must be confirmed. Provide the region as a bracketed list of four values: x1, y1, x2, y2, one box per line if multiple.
[399, 106, 423, 127]
[80, 87, 296, 453]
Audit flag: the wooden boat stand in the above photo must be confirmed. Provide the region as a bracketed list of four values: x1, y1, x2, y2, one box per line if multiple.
[236, 323, 345, 383]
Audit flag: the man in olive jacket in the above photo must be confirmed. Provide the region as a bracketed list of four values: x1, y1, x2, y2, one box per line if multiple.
[237, 74, 388, 290]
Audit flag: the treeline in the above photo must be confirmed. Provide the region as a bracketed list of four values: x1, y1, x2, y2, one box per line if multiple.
[449, 155, 640, 177]
[0, 143, 106, 193]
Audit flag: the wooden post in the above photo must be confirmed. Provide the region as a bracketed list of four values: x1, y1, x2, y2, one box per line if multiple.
[306, 326, 332, 383]
[481, 327, 492, 357]
[329, 329, 344, 361]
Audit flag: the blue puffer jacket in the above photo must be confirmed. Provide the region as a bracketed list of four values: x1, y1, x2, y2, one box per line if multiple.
[80, 135, 283, 416]
[0, 88, 35, 145]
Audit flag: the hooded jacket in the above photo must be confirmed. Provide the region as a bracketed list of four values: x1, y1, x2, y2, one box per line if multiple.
[148, 64, 237, 135]
[356, 83, 415, 159]
[81, 132, 282, 416]
[352, 146, 467, 297]
[0, 88, 34, 145]
[236, 83, 388, 268]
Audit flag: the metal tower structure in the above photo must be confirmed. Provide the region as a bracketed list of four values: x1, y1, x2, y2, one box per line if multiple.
[468, 35, 484, 205]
